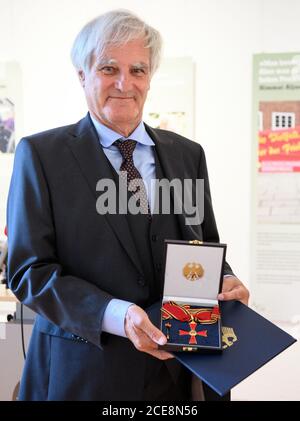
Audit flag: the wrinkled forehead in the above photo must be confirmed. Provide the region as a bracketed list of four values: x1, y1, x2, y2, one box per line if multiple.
[94, 39, 150, 65]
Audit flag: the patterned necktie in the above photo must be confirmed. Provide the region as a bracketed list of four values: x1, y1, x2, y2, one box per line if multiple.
[114, 139, 151, 219]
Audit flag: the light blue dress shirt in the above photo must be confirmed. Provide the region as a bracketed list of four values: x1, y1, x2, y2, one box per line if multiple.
[90, 114, 156, 337]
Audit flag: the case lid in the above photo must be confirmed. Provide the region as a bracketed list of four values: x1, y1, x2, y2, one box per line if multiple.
[163, 241, 226, 302]
[147, 300, 297, 396]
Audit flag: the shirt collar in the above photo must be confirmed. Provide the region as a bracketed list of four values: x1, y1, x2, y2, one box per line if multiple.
[90, 113, 155, 148]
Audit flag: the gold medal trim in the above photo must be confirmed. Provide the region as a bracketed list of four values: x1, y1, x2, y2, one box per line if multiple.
[222, 326, 238, 349]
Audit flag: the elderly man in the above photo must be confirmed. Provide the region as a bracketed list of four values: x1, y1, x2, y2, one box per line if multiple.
[7, 10, 249, 401]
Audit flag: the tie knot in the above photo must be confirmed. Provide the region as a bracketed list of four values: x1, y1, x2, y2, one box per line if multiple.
[114, 139, 137, 161]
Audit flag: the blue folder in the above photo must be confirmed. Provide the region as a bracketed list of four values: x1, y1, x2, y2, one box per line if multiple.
[147, 300, 297, 396]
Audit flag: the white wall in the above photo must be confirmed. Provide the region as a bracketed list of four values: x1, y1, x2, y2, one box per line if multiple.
[0, 0, 300, 399]
[1, 0, 300, 290]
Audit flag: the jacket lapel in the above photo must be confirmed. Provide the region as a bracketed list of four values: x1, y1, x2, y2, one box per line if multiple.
[66, 114, 144, 275]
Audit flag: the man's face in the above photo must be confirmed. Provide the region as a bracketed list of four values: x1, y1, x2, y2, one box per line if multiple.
[80, 38, 151, 136]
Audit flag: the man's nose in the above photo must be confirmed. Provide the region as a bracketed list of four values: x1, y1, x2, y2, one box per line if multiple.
[114, 72, 133, 91]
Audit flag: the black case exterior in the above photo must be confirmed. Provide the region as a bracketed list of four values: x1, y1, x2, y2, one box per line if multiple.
[159, 239, 227, 353]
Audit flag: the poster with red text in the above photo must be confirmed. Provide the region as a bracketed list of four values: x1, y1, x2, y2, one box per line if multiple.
[252, 53, 300, 322]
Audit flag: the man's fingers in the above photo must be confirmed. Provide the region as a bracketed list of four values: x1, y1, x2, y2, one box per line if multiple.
[147, 325, 167, 345]
[135, 313, 166, 345]
[218, 276, 250, 305]
[221, 277, 242, 292]
[129, 323, 153, 350]
[126, 304, 166, 345]
[125, 304, 169, 360]
[218, 288, 240, 301]
[218, 285, 249, 305]
[127, 323, 172, 360]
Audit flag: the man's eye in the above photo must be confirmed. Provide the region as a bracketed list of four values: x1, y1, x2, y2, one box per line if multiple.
[132, 68, 146, 75]
[100, 66, 116, 74]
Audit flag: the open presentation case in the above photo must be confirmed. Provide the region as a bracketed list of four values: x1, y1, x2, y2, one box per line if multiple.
[160, 240, 226, 353]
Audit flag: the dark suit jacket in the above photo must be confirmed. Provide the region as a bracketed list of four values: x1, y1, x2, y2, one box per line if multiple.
[7, 114, 234, 400]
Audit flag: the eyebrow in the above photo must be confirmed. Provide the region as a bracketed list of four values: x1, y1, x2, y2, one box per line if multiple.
[96, 58, 149, 70]
[96, 58, 118, 66]
[132, 62, 149, 70]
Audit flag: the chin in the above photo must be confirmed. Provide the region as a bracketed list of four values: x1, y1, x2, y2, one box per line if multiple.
[108, 112, 140, 125]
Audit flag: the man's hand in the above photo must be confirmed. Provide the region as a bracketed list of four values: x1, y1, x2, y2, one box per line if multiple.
[124, 304, 174, 360]
[218, 276, 250, 305]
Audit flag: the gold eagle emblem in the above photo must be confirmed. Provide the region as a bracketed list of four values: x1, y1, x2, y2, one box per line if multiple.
[222, 326, 237, 349]
[183, 262, 204, 281]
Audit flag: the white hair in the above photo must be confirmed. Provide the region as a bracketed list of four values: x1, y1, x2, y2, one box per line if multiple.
[71, 9, 162, 76]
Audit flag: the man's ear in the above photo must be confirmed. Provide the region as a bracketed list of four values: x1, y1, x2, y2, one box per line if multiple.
[78, 70, 85, 87]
